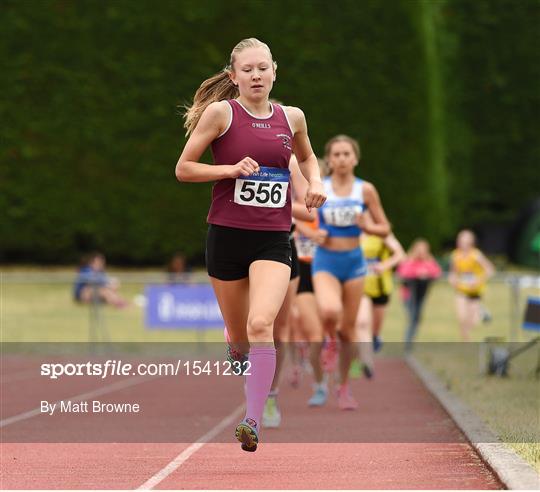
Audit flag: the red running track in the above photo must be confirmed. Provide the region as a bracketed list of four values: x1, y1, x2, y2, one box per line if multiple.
[1, 357, 502, 489]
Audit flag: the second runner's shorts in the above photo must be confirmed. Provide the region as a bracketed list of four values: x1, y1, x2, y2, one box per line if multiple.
[312, 247, 367, 283]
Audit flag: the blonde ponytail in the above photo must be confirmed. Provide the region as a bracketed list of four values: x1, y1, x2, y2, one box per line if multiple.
[183, 69, 238, 135]
[183, 38, 276, 136]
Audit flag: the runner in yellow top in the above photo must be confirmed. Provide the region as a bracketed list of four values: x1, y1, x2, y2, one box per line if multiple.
[449, 229, 495, 340]
[354, 224, 405, 377]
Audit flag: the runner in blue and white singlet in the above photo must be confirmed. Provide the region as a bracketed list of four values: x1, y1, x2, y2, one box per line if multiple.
[315, 176, 367, 281]
[311, 135, 391, 411]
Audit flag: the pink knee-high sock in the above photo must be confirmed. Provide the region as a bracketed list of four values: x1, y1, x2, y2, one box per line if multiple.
[244, 346, 276, 429]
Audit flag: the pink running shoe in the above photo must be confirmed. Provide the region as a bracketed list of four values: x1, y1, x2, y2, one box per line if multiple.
[338, 383, 358, 411]
[321, 338, 338, 373]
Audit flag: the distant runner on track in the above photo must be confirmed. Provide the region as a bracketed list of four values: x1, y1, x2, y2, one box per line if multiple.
[449, 229, 495, 341]
[354, 229, 405, 376]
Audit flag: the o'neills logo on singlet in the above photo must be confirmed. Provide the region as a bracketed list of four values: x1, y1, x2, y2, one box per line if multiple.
[252, 122, 271, 129]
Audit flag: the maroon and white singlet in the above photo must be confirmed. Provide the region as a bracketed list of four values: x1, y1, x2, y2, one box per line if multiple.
[208, 99, 294, 231]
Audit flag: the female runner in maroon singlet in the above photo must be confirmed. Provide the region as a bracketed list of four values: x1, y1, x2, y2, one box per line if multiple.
[176, 38, 326, 452]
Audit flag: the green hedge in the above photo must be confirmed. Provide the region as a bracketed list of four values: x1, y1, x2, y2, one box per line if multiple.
[442, 0, 540, 226]
[1, 0, 538, 264]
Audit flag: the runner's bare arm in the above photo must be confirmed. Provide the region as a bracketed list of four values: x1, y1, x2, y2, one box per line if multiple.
[477, 251, 496, 279]
[379, 233, 406, 271]
[290, 155, 317, 221]
[176, 102, 259, 182]
[294, 220, 316, 238]
[286, 106, 326, 210]
[359, 182, 390, 237]
[292, 203, 317, 222]
[295, 220, 328, 245]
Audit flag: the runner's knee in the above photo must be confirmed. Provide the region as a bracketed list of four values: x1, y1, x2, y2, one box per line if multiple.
[319, 306, 340, 325]
[247, 314, 274, 340]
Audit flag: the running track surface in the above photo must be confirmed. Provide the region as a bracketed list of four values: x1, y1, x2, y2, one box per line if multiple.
[1, 357, 502, 489]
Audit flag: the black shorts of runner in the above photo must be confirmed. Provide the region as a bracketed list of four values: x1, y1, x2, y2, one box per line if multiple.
[206, 224, 292, 281]
[290, 234, 299, 281]
[297, 259, 313, 293]
[466, 293, 482, 300]
[368, 293, 390, 306]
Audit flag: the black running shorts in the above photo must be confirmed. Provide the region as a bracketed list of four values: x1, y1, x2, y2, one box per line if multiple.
[206, 224, 292, 281]
[368, 293, 390, 306]
[297, 259, 313, 293]
[290, 234, 299, 281]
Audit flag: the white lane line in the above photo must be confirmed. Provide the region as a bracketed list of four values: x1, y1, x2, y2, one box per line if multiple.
[137, 403, 245, 490]
[0, 375, 156, 428]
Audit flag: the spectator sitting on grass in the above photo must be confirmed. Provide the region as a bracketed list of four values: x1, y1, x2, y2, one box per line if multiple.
[73, 252, 129, 308]
[166, 252, 187, 283]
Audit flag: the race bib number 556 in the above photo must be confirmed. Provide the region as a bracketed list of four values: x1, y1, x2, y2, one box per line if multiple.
[234, 166, 290, 208]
